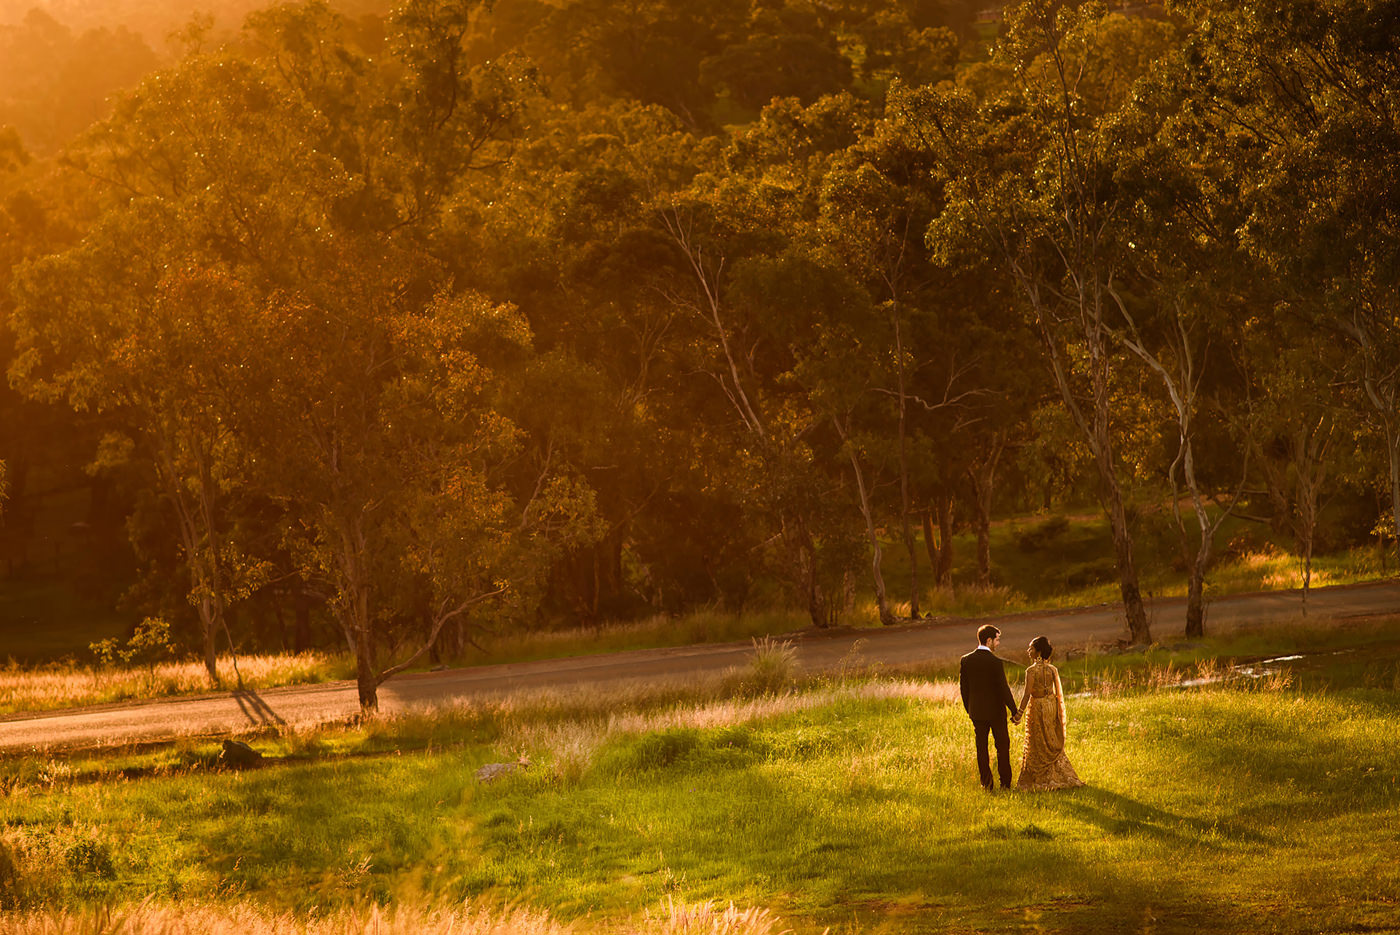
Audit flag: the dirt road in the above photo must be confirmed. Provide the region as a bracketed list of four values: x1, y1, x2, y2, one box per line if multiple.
[3, 580, 1395, 753]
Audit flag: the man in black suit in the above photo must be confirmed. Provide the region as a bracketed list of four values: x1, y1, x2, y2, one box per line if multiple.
[959, 624, 1021, 790]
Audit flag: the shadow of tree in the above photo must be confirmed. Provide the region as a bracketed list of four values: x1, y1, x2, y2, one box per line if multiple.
[1050, 784, 1270, 848]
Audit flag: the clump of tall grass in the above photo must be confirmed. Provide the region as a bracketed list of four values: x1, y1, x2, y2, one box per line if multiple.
[0, 898, 789, 935]
[724, 636, 797, 696]
[644, 897, 789, 935]
[0, 653, 349, 716]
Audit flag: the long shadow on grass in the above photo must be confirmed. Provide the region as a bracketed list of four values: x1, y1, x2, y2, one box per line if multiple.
[1053, 785, 1269, 847]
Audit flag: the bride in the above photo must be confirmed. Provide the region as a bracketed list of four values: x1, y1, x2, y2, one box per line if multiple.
[1016, 636, 1085, 791]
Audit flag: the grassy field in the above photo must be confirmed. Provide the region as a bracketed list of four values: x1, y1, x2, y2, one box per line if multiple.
[2, 618, 1398, 933]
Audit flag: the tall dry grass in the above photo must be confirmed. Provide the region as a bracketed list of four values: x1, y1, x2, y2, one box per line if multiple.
[0, 898, 789, 935]
[0, 654, 346, 716]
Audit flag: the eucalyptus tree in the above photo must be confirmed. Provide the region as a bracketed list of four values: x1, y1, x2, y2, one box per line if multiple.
[1172, 0, 1400, 570]
[236, 0, 579, 711]
[441, 99, 771, 619]
[894, 2, 1179, 643]
[817, 112, 1024, 610]
[818, 130, 937, 620]
[10, 0, 574, 708]
[8, 49, 343, 683]
[1235, 320, 1347, 611]
[247, 249, 581, 711]
[637, 95, 878, 627]
[1091, 32, 1262, 638]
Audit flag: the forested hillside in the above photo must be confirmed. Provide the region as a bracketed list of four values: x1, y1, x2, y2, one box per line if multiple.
[2, 0, 1397, 710]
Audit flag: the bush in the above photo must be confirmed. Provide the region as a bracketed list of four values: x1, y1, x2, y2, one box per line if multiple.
[596, 725, 769, 776]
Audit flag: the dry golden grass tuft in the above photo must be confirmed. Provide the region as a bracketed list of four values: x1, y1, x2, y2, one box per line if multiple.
[643, 897, 790, 935]
[0, 898, 790, 935]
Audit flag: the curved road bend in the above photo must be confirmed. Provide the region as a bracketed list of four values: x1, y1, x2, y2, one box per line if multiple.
[2, 580, 1396, 753]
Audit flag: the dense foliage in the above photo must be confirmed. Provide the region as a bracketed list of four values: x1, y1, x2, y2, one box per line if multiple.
[2, 0, 1398, 706]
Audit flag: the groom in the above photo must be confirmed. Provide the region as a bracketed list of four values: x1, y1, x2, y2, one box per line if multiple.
[959, 624, 1020, 790]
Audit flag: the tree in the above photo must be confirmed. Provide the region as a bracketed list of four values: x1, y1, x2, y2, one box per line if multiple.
[818, 115, 1012, 610]
[1238, 324, 1344, 611]
[1096, 54, 1257, 637]
[11, 219, 275, 684]
[248, 246, 591, 711]
[897, 3, 1179, 643]
[819, 128, 937, 619]
[10, 0, 577, 708]
[1174, 0, 1400, 572]
[648, 102, 864, 627]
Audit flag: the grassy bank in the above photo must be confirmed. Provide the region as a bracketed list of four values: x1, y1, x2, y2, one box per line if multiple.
[1, 620, 1398, 933]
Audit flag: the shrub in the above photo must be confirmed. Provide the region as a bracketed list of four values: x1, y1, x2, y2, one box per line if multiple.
[1065, 559, 1116, 589]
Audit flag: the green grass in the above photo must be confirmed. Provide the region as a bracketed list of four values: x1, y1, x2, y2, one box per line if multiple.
[2, 620, 1398, 933]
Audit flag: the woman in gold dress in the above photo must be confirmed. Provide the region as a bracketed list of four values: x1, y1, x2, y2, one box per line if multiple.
[1016, 636, 1085, 791]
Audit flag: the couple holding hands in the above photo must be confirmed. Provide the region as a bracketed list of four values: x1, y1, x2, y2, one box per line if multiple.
[959, 624, 1085, 792]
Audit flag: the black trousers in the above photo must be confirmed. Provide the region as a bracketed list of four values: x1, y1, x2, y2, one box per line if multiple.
[973, 718, 1012, 789]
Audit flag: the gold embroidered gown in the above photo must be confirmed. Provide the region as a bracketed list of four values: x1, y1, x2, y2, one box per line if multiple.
[1016, 660, 1085, 791]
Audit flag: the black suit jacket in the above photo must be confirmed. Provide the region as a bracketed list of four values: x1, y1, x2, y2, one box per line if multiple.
[959, 648, 1019, 722]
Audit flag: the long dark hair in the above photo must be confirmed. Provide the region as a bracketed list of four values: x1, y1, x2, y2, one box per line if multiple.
[1030, 636, 1053, 660]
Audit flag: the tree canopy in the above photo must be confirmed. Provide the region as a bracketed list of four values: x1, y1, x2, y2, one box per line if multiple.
[2, 0, 1397, 704]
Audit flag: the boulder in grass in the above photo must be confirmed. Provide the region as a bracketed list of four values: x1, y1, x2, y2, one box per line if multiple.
[220, 739, 265, 769]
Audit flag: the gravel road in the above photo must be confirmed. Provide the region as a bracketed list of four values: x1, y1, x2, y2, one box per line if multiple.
[2, 580, 1395, 753]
